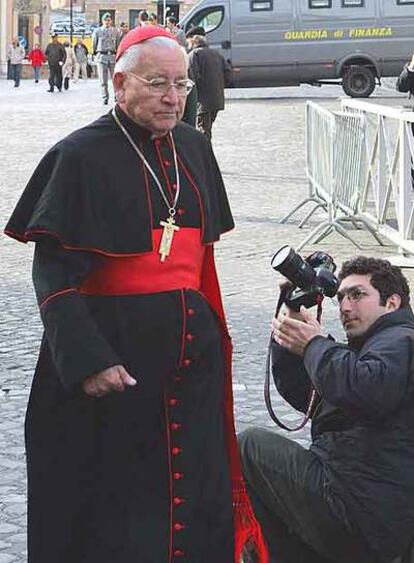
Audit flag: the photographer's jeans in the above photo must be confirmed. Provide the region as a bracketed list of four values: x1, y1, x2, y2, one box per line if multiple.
[239, 428, 377, 563]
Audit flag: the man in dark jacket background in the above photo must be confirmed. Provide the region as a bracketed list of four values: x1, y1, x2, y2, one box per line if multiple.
[188, 34, 232, 140]
[396, 54, 414, 100]
[240, 256, 414, 563]
[396, 57, 414, 186]
[45, 34, 66, 93]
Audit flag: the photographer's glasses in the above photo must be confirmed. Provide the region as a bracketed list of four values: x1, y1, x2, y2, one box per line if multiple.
[126, 72, 195, 97]
[336, 286, 369, 305]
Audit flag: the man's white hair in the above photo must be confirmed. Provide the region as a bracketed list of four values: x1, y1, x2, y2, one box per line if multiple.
[114, 37, 188, 74]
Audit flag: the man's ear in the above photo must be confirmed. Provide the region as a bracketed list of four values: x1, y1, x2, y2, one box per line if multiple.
[385, 293, 402, 312]
[113, 71, 126, 102]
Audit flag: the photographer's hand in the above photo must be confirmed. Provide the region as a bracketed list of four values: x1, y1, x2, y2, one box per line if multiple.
[272, 306, 322, 356]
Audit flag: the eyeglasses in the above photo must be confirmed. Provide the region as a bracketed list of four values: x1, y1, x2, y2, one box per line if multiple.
[126, 72, 195, 97]
[337, 287, 370, 304]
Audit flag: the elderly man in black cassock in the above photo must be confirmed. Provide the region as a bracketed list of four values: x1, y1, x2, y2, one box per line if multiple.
[5, 25, 267, 563]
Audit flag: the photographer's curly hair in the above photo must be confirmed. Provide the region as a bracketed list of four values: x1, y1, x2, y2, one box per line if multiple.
[338, 256, 410, 308]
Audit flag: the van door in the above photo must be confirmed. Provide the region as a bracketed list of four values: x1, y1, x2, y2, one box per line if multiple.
[230, 0, 296, 87]
[298, 0, 377, 82]
[379, 0, 414, 76]
[183, 3, 231, 62]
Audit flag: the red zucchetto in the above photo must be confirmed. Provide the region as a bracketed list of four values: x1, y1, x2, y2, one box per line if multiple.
[116, 25, 178, 61]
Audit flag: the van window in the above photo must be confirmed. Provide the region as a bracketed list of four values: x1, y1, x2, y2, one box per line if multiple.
[186, 7, 224, 33]
[308, 0, 332, 7]
[250, 0, 273, 11]
[341, 0, 364, 6]
[397, 0, 414, 4]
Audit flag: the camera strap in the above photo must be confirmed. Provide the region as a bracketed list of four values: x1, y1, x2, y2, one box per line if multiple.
[264, 290, 320, 432]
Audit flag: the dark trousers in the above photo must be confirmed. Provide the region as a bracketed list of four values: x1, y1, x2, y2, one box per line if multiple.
[182, 85, 198, 128]
[196, 110, 219, 141]
[49, 65, 63, 91]
[239, 428, 377, 563]
[11, 64, 22, 87]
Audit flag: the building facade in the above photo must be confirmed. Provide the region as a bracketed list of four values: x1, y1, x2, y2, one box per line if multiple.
[85, 0, 196, 28]
[0, 0, 16, 75]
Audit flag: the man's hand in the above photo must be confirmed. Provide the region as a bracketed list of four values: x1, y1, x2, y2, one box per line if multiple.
[272, 306, 322, 356]
[82, 365, 137, 397]
[409, 53, 414, 71]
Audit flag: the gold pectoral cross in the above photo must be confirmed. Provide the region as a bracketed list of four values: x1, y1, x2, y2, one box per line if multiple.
[159, 216, 180, 262]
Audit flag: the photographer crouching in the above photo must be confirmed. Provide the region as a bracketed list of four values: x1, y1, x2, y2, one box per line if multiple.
[239, 254, 414, 563]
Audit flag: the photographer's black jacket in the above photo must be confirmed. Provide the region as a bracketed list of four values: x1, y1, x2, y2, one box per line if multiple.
[272, 308, 414, 563]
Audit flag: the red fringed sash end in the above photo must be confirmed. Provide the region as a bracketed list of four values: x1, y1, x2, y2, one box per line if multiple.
[233, 481, 269, 563]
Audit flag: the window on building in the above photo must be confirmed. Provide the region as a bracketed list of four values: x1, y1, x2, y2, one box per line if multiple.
[309, 0, 332, 8]
[342, 0, 364, 6]
[185, 7, 224, 33]
[250, 0, 273, 11]
[397, 0, 414, 5]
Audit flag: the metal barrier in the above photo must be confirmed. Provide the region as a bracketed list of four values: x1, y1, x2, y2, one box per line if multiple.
[282, 101, 371, 251]
[342, 99, 414, 256]
[280, 102, 333, 231]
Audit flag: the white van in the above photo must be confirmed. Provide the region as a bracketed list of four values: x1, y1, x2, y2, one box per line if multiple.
[179, 0, 414, 97]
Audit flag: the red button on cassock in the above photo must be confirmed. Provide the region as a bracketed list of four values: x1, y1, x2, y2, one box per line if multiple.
[177, 208, 185, 216]
[187, 308, 195, 316]
[171, 423, 181, 431]
[186, 333, 194, 342]
[174, 522, 185, 531]
[173, 472, 184, 480]
[173, 549, 185, 557]
[175, 376, 182, 383]
[164, 159, 172, 166]
[173, 496, 185, 505]
[172, 447, 182, 456]
[169, 398, 178, 407]
[183, 359, 192, 367]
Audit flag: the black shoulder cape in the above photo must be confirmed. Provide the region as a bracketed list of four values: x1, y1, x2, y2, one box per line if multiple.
[4, 110, 234, 255]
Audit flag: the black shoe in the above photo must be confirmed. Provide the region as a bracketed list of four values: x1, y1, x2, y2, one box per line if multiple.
[14, 84, 19, 87]
[103, 99, 108, 105]
[47, 88, 54, 92]
[35, 79, 39, 83]
[58, 87, 62, 92]
[64, 77, 69, 90]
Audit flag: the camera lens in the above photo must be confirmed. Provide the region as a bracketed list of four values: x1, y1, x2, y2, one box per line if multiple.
[271, 245, 316, 290]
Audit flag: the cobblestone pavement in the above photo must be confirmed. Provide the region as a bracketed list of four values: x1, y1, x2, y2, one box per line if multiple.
[0, 77, 410, 562]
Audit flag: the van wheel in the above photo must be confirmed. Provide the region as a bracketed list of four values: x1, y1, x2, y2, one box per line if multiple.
[342, 66, 376, 98]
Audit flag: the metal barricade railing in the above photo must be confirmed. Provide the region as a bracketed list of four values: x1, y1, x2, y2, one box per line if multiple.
[281, 101, 334, 229]
[342, 99, 414, 255]
[283, 101, 369, 251]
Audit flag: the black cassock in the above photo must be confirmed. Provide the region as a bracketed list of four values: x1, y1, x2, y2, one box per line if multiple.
[5, 107, 236, 563]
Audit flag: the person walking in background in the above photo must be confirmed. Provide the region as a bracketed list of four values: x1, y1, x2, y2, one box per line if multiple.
[136, 10, 150, 27]
[45, 34, 66, 93]
[149, 12, 158, 25]
[74, 38, 88, 82]
[119, 22, 129, 39]
[28, 44, 45, 83]
[92, 12, 120, 105]
[396, 56, 414, 186]
[62, 41, 76, 90]
[396, 53, 414, 100]
[188, 33, 232, 140]
[7, 38, 25, 88]
[166, 16, 187, 48]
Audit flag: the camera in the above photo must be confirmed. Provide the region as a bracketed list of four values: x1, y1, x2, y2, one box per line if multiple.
[271, 245, 339, 311]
